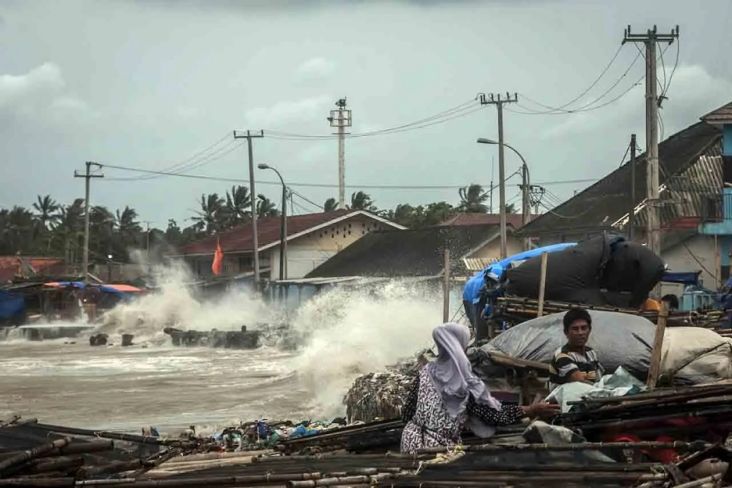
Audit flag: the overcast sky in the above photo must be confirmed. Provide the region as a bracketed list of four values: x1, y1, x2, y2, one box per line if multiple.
[2, 0, 731, 228]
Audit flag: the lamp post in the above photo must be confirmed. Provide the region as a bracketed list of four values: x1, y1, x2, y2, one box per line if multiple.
[477, 138, 531, 251]
[257, 164, 287, 281]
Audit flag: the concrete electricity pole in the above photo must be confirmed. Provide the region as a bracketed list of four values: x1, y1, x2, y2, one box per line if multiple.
[479, 93, 518, 259]
[74, 161, 103, 283]
[233, 130, 264, 286]
[327, 98, 351, 209]
[628, 134, 637, 241]
[623, 25, 679, 256]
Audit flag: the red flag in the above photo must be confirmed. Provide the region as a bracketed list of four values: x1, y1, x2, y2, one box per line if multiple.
[212, 238, 224, 276]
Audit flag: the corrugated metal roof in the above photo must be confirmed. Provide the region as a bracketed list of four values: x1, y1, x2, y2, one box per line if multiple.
[702, 101, 732, 124]
[518, 121, 722, 237]
[306, 224, 501, 278]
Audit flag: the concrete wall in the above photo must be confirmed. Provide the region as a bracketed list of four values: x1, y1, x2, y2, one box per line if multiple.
[184, 215, 395, 280]
[468, 236, 524, 262]
[268, 215, 392, 279]
[663, 234, 719, 289]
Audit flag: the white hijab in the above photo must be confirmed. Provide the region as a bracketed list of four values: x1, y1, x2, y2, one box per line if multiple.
[428, 323, 502, 437]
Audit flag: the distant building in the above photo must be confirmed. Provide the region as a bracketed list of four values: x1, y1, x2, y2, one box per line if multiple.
[172, 210, 405, 280]
[519, 101, 732, 289]
[306, 223, 523, 280]
[0, 256, 66, 283]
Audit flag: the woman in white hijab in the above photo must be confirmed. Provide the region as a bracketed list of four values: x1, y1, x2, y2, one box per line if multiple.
[400, 323, 558, 454]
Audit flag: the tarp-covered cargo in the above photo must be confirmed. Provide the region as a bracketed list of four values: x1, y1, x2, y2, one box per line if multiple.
[479, 311, 732, 385]
[505, 235, 664, 308]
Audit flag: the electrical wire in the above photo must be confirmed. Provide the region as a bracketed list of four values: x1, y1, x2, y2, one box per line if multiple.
[265, 99, 477, 139]
[113, 133, 233, 181]
[513, 50, 642, 115]
[290, 190, 325, 212]
[517, 45, 625, 114]
[107, 139, 242, 182]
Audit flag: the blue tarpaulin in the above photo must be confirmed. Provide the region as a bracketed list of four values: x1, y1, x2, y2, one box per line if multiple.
[0, 290, 25, 321]
[661, 271, 701, 285]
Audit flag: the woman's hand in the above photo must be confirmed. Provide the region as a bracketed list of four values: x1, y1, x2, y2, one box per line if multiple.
[521, 402, 561, 419]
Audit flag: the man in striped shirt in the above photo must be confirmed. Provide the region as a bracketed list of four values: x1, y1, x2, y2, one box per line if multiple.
[550, 308, 605, 385]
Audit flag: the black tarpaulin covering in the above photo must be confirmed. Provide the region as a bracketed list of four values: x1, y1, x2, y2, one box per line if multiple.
[504, 235, 664, 308]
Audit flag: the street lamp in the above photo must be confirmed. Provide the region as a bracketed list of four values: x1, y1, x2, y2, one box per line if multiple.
[476, 138, 532, 227]
[257, 163, 287, 281]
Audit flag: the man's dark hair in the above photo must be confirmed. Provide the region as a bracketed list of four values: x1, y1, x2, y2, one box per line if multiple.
[563, 308, 592, 333]
[661, 294, 679, 310]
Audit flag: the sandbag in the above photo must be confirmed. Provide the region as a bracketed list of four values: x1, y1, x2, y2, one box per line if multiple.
[663, 327, 732, 383]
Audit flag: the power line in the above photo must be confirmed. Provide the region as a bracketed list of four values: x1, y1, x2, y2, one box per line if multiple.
[518, 44, 625, 113]
[264, 99, 481, 140]
[513, 50, 643, 115]
[107, 140, 243, 181]
[101, 161, 596, 190]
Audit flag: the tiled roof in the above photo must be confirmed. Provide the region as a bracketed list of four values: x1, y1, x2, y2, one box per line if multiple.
[176, 210, 401, 256]
[306, 224, 502, 278]
[0, 256, 65, 282]
[517, 121, 722, 237]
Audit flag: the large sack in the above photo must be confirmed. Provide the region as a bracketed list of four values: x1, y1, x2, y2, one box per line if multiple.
[504, 235, 664, 308]
[480, 311, 732, 385]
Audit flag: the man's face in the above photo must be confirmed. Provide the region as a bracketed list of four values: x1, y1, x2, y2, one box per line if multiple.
[566, 319, 591, 348]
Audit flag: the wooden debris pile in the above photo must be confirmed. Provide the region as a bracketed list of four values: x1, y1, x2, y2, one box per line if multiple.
[560, 382, 732, 441]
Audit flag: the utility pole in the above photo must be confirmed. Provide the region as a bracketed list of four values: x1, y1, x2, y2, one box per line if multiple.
[74, 162, 103, 283]
[143, 221, 152, 275]
[480, 93, 518, 259]
[327, 98, 351, 209]
[628, 134, 637, 241]
[623, 25, 679, 256]
[233, 130, 264, 286]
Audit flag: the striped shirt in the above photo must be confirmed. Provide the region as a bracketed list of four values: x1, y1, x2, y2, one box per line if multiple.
[550, 344, 604, 385]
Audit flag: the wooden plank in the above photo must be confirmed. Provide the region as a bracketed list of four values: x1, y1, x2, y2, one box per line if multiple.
[646, 303, 669, 389]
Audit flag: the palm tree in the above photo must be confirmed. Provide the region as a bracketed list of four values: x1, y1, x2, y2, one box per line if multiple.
[32, 195, 61, 251]
[53, 199, 85, 264]
[257, 195, 279, 218]
[505, 202, 517, 214]
[458, 184, 489, 213]
[323, 198, 338, 212]
[225, 185, 252, 225]
[90, 206, 115, 259]
[0, 206, 35, 254]
[192, 193, 225, 234]
[350, 191, 376, 211]
[32, 195, 60, 231]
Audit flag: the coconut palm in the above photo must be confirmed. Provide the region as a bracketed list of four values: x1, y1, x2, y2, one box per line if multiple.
[32, 195, 61, 231]
[192, 193, 225, 234]
[225, 185, 252, 225]
[53, 199, 85, 263]
[458, 184, 489, 213]
[323, 198, 338, 212]
[350, 191, 376, 211]
[257, 195, 279, 218]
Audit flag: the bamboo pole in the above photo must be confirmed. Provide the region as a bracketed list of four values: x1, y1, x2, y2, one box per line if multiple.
[417, 440, 702, 454]
[442, 248, 450, 323]
[671, 473, 723, 488]
[537, 252, 548, 317]
[0, 438, 70, 475]
[647, 302, 669, 389]
[32, 424, 179, 446]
